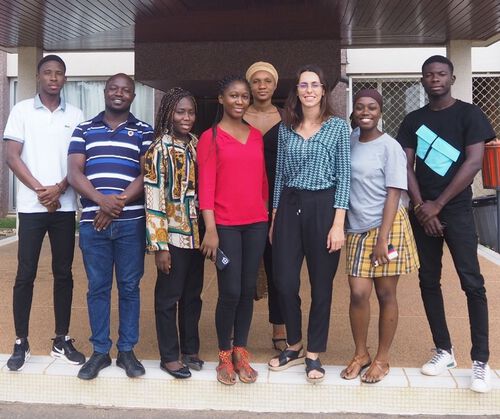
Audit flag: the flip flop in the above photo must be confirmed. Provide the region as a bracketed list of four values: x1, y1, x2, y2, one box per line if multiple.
[361, 360, 390, 384]
[340, 354, 372, 380]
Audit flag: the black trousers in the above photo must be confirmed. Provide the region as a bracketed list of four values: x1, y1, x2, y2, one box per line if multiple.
[273, 187, 340, 353]
[13, 212, 76, 338]
[215, 222, 268, 350]
[155, 245, 204, 363]
[409, 203, 489, 362]
[263, 231, 285, 325]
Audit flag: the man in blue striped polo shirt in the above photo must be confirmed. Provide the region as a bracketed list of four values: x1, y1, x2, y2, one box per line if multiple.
[68, 73, 153, 380]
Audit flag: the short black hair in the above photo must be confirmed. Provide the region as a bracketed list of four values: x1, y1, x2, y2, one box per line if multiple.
[421, 55, 454, 74]
[37, 55, 66, 73]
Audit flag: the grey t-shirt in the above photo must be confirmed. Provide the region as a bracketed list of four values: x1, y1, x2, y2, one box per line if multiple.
[347, 132, 407, 233]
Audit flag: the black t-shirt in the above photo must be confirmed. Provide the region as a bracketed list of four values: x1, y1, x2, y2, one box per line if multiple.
[397, 100, 495, 205]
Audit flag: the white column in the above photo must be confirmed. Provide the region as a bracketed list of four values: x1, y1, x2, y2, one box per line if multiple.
[17, 46, 42, 102]
[446, 40, 472, 102]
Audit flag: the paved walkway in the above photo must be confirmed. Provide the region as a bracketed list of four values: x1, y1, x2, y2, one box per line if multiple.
[0, 235, 499, 369]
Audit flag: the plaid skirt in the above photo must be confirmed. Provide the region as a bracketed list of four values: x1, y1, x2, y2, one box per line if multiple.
[346, 207, 419, 278]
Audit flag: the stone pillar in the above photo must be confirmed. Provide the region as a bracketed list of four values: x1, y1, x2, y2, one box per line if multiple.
[0, 51, 10, 216]
[446, 40, 472, 102]
[17, 47, 42, 102]
[447, 40, 489, 197]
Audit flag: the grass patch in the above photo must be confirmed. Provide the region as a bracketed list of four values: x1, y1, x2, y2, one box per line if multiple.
[0, 217, 16, 229]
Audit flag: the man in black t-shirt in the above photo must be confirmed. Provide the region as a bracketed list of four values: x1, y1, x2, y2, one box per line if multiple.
[397, 55, 495, 393]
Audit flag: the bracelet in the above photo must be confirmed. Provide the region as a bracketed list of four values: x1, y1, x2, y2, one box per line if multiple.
[413, 202, 424, 210]
[56, 182, 65, 194]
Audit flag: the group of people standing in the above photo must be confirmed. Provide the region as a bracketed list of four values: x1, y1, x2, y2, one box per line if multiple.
[3, 53, 495, 393]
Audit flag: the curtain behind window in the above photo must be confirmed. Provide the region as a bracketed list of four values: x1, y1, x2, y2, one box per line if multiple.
[62, 80, 154, 125]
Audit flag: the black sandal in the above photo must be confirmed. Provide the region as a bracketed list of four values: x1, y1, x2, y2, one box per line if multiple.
[268, 347, 305, 371]
[305, 357, 325, 384]
[272, 338, 287, 352]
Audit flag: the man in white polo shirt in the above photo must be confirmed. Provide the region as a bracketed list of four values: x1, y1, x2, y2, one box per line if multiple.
[3, 55, 85, 371]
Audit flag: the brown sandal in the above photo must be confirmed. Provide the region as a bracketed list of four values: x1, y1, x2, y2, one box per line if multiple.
[341, 354, 372, 380]
[361, 360, 390, 383]
[216, 349, 236, 385]
[233, 346, 258, 384]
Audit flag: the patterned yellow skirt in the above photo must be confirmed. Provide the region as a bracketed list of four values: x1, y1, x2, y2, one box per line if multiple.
[346, 207, 419, 278]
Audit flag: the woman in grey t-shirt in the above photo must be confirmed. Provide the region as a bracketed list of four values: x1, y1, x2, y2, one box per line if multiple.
[341, 89, 419, 383]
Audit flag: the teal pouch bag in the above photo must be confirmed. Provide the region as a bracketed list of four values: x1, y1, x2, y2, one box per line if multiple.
[415, 125, 461, 177]
[424, 136, 460, 176]
[416, 125, 437, 160]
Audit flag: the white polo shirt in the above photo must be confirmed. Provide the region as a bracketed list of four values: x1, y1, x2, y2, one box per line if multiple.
[4, 95, 84, 213]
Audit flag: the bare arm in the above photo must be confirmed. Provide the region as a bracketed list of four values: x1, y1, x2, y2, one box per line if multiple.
[5, 140, 43, 191]
[372, 188, 400, 265]
[200, 209, 218, 261]
[417, 142, 484, 223]
[6, 140, 62, 209]
[67, 153, 125, 217]
[327, 208, 346, 253]
[403, 147, 444, 237]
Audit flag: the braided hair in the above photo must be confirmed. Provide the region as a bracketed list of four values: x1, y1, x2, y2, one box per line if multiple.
[211, 75, 250, 142]
[154, 87, 196, 140]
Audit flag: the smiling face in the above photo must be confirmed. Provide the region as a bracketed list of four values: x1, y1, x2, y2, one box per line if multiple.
[37, 60, 66, 97]
[296, 71, 324, 109]
[249, 70, 276, 102]
[421, 62, 455, 99]
[219, 81, 250, 120]
[104, 74, 136, 113]
[353, 96, 382, 132]
[172, 96, 196, 137]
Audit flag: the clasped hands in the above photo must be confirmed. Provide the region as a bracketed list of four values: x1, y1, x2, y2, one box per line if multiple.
[414, 200, 445, 237]
[36, 184, 62, 212]
[93, 194, 127, 231]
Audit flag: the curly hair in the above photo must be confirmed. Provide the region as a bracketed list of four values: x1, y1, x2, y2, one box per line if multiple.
[154, 87, 196, 140]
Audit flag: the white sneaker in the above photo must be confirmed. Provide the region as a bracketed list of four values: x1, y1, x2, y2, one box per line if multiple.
[470, 361, 491, 393]
[421, 348, 457, 376]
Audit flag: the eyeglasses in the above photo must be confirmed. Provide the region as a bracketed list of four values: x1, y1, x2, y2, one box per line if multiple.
[296, 82, 323, 90]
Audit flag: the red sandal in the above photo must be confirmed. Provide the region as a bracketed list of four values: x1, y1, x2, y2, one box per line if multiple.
[216, 349, 236, 385]
[233, 346, 258, 383]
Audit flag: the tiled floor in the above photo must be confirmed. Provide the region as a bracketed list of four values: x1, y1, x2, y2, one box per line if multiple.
[0, 355, 499, 414]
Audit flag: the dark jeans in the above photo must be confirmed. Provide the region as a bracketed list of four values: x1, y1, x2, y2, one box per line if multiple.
[79, 218, 145, 353]
[410, 203, 489, 362]
[155, 245, 204, 363]
[215, 222, 268, 350]
[13, 211, 76, 338]
[263, 233, 285, 325]
[273, 187, 341, 353]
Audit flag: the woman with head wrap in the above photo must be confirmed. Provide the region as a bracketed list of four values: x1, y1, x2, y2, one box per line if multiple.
[244, 61, 287, 352]
[340, 89, 419, 383]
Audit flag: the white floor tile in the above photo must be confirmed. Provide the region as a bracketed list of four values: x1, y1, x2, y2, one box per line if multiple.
[407, 375, 457, 388]
[45, 362, 81, 377]
[98, 365, 126, 378]
[29, 355, 55, 364]
[268, 370, 307, 384]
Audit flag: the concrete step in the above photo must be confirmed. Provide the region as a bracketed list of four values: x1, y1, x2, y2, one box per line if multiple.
[1, 355, 499, 415]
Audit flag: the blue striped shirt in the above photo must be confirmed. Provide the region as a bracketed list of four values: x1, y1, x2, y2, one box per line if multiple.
[68, 111, 153, 222]
[273, 116, 351, 209]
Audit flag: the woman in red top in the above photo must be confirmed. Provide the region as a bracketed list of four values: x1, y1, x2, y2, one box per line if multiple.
[198, 75, 268, 385]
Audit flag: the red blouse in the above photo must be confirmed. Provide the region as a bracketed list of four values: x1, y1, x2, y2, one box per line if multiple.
[197, 125, 268, 225]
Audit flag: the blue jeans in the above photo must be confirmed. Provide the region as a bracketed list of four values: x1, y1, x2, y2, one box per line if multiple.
[79, 218, 145, 353]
